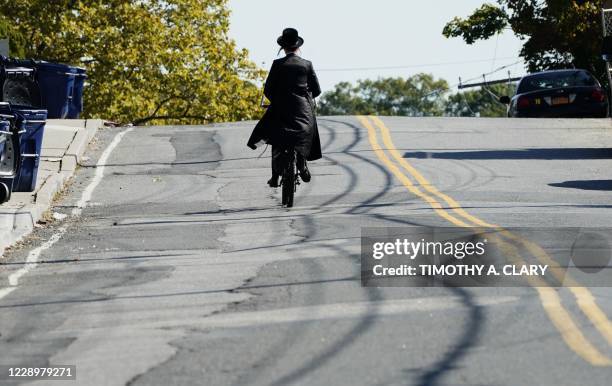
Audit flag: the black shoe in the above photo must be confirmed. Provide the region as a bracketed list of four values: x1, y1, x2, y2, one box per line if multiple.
[268, 175, 280, 188]
[299, 166, 311, 183]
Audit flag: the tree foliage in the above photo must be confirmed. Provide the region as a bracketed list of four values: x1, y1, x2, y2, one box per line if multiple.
[443, 1, 606, 81]
[317, 75, 513, 117]
[442, 4, 508, 45]
[317, 74, 449, 116]
[0, 15, 25, 57]
[0, 0, 265, 124]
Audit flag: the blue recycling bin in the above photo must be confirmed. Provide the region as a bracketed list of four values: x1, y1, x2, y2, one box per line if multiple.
[0, 119, 18, 176]
[0, 119, 14, 174]
[0, 118, 16, 203]
[67, 67, 86, 119]
[35, 61, 76, 119]
[1, 58, 86, 118]
[0, 104, 23, 203]
[13, 107, 47, 192]
[0, 103, 47, 193]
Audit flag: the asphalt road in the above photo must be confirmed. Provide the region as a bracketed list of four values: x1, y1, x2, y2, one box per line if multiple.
[0, 116, 611, 386]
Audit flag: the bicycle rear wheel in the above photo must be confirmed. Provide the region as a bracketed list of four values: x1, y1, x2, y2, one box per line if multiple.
[281, 150, 296, 208]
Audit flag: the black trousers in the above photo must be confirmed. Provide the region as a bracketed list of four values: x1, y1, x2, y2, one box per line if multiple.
[271, 146, 307, 176]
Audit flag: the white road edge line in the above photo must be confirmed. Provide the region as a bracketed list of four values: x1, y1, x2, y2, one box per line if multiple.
[73, 127, 134, 216]
[0, 127, 133, 301]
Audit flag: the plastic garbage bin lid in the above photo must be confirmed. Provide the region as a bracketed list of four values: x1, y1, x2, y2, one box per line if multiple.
[35, 61, 77, 74]
[3, 67, 35, 75]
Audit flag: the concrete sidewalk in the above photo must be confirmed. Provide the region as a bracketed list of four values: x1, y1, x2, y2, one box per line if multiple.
[0, 119, 103, 255]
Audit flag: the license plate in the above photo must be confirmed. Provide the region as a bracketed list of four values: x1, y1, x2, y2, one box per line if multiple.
[552, 96, 570, 105]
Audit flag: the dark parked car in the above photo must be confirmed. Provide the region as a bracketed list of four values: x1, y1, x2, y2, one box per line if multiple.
[500, 69, 609, 118]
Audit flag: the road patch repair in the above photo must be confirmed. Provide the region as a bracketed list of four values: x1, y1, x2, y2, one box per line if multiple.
[0, 119, 103, 255]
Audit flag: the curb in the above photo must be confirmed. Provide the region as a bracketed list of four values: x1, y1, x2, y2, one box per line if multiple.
[61, 119, 102, 172]
[0, 119, 103, 256]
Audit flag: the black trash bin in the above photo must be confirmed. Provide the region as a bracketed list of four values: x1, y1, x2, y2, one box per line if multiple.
[2, 67, 41, 107]
[0, 58, 41, 108]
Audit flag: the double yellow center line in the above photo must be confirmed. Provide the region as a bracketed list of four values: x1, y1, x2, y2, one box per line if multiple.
[357, 115, 612, 366]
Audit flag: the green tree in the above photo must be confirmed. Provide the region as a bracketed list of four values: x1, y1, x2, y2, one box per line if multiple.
[0, 0, 265, 125]
[443, 1, 606, 80]
[0, 16, 25, 57]
[445, 84, 516, 117]
[318, 74, 449, 116]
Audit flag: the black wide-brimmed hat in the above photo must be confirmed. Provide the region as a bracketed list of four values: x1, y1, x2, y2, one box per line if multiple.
[277, 28, 304, 49]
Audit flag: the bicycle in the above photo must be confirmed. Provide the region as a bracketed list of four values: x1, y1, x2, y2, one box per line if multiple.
[260, 96, 301, 208]
[280, 146, 300, 208]
[260, 93, 309, 208]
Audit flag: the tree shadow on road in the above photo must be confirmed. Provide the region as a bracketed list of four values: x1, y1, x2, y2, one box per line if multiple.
[404, 148, 612, 160]
[0, 276, 360, 310]
[410, 287, 484, 386]
[549, 180, 612, 191]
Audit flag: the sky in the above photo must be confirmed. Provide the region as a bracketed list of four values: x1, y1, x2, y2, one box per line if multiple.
[227, 0, 526, 93]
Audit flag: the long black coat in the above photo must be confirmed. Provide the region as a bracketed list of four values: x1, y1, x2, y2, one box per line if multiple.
[247, 53, 322, 161]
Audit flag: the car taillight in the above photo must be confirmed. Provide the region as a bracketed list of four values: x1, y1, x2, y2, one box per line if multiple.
[591, 88, 606, 102]
[517, 96, 530, 108]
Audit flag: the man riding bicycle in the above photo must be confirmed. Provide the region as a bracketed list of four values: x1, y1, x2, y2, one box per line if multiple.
[247, 28, 322, 188]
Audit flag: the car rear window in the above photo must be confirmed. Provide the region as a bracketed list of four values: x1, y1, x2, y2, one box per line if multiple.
[517, 71, 597, 93]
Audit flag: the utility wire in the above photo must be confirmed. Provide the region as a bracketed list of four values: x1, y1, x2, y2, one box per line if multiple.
[421, 60, 523, 100]
[461, 89, 477, 116]
[316, 56, 520, 72]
